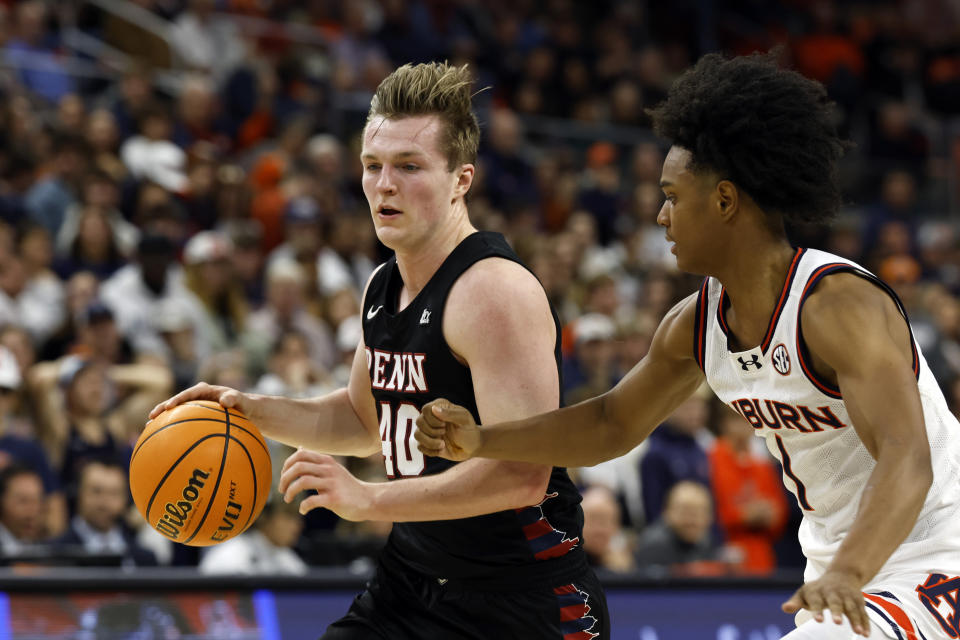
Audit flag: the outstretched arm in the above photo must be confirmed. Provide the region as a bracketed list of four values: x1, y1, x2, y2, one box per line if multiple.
[149, 341, 381, 457]
[781, 273, 932, 636]
[416, 293, 706, 467]
[149, 270, 384, 458]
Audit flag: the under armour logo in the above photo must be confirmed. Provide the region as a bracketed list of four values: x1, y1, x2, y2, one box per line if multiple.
[737, 355, 762, 371]
[420, 309, 431, 325]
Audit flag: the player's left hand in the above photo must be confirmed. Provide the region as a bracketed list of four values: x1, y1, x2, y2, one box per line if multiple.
[278, 448, 373, 521]
[782, 570, 870, 637]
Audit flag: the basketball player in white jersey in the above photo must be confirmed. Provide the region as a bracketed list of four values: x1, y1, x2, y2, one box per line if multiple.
[415, 53, 960, 640]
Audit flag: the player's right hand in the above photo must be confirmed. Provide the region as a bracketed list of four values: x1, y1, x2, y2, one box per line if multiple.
[415, 399, 482, 461]
[148, 382, 250, 420]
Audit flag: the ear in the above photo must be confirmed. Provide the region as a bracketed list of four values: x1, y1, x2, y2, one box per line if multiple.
[715, 180, 738, 222]
[452, 164, 475, 201]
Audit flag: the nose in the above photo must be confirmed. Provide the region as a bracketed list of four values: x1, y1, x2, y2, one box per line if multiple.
[656, 200, 670, 227]
[376, 165, 397, 195]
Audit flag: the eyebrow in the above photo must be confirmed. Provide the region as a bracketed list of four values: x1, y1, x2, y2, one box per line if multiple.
[361, 151, 425, 161]
[659, 180, 673, 188]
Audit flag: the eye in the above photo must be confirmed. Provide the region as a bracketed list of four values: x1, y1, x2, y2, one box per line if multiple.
[364, 163, 381, 172]
[402, 164, 419, 172]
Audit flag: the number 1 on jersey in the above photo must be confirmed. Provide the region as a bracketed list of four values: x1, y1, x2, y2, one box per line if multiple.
[379, 401, 426, 478]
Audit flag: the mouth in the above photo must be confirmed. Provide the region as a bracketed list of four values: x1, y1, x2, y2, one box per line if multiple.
[377, 206, 403, 218]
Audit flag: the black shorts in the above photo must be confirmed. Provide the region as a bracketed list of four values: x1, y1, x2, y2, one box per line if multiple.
[320, 556, 609, 640]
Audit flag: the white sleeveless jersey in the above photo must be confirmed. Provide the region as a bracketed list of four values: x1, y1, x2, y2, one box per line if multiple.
[696, 248, 960, 581]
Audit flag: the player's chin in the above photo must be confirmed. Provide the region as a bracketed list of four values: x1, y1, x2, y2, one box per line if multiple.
[373, 226, 404, 250]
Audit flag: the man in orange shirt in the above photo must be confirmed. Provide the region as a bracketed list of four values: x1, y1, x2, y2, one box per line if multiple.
[709, 406, 788, 574]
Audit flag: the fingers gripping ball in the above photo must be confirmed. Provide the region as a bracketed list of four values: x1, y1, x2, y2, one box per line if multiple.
[129, 400, 272, 546]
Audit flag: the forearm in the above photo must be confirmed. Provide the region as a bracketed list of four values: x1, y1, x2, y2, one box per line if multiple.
[364, 459, 548, 521]
[476, 393, 634, 467]
[826, 455, 932, 584]
[246, 388, 379, 457]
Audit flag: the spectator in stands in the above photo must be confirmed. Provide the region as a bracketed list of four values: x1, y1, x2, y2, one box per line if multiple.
[634, 481, 721, 573]
[17, 224, 57, 290]
[0, 464, 47, 556]
[0, 326, 40, 437]
[0, 244, 65, 347]
[0, 346, 66, 537]
[153, 298, 201, 392]
[54, 457, 156, 566]
[56, 169, 138, 260]
[25, 134, 89, 241]
[54, 205, 129, 281]
[109, 64, 158, 141]
[316, 214, 376, 298]
[305, 134, 358, 220]
[479, 109, 538, 213]
[709, 406, 788, 575]
[248, 258, 336, 373]
[120, 104, 188, 195]
[170, 0, 248, 85]
[640, 393, 712, 523]
[171, 74, 230, 150]
[183, 230, 263, 357]
[85, 108, 126, 181]
[28, 354, 171, 493]
[563, 313, 619, 405]
[581, 485, 635, 573]
[861, 169, 921, 267]
[41, 271, 101, 362]
[255, 330, 334, 400]
[224, 219, 265, 307]
[198, 498, 306, 575]
[100, 233, 200, 360]
[3, 1, 75, 103]
[72, 302, 137, 367]
[266, 196, 325, 270]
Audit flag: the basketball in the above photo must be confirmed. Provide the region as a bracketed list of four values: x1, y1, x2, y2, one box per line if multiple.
[129, 400, 272, 547]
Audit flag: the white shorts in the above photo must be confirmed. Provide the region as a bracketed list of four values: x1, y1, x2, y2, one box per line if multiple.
[795, 569, 960, 639]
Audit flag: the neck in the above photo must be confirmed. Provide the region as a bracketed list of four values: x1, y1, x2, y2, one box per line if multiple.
[394, 207, 475, 305]
[712, 226, 795, 348]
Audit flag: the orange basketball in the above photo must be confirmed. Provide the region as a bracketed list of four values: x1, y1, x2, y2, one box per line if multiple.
[129, 400, 272, 547]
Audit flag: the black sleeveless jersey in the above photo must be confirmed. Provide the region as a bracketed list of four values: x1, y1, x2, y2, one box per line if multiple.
[362, 231, 586, 582]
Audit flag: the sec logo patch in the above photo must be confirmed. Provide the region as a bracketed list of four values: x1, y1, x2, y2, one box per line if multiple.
[772, 344, 791, 375]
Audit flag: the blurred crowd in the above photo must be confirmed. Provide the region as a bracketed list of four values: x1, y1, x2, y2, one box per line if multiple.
[0, 0, 958, 577]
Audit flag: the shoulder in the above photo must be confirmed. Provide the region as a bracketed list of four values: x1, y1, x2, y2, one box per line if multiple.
[801, 270, 899, 333]
[648, 290, 699, 362]
[444, 258, 553, 352]
[800, 270, 912, 372]
[450, 257, 545, 303]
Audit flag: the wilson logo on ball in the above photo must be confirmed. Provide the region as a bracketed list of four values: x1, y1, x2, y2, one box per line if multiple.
[156, 468, 210, 540]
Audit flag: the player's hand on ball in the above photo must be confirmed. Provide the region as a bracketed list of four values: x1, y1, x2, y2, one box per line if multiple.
[278, 448, 373, 522]
[782, 570, 870, 637]
[415, 399, 482, 461]
[149, 381, 251, 420]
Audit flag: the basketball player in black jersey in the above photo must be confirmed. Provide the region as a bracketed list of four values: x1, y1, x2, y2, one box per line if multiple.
[151, 62, 607, 639]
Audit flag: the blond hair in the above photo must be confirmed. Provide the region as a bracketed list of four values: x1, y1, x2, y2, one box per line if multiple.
[366, 62, 480, 171]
